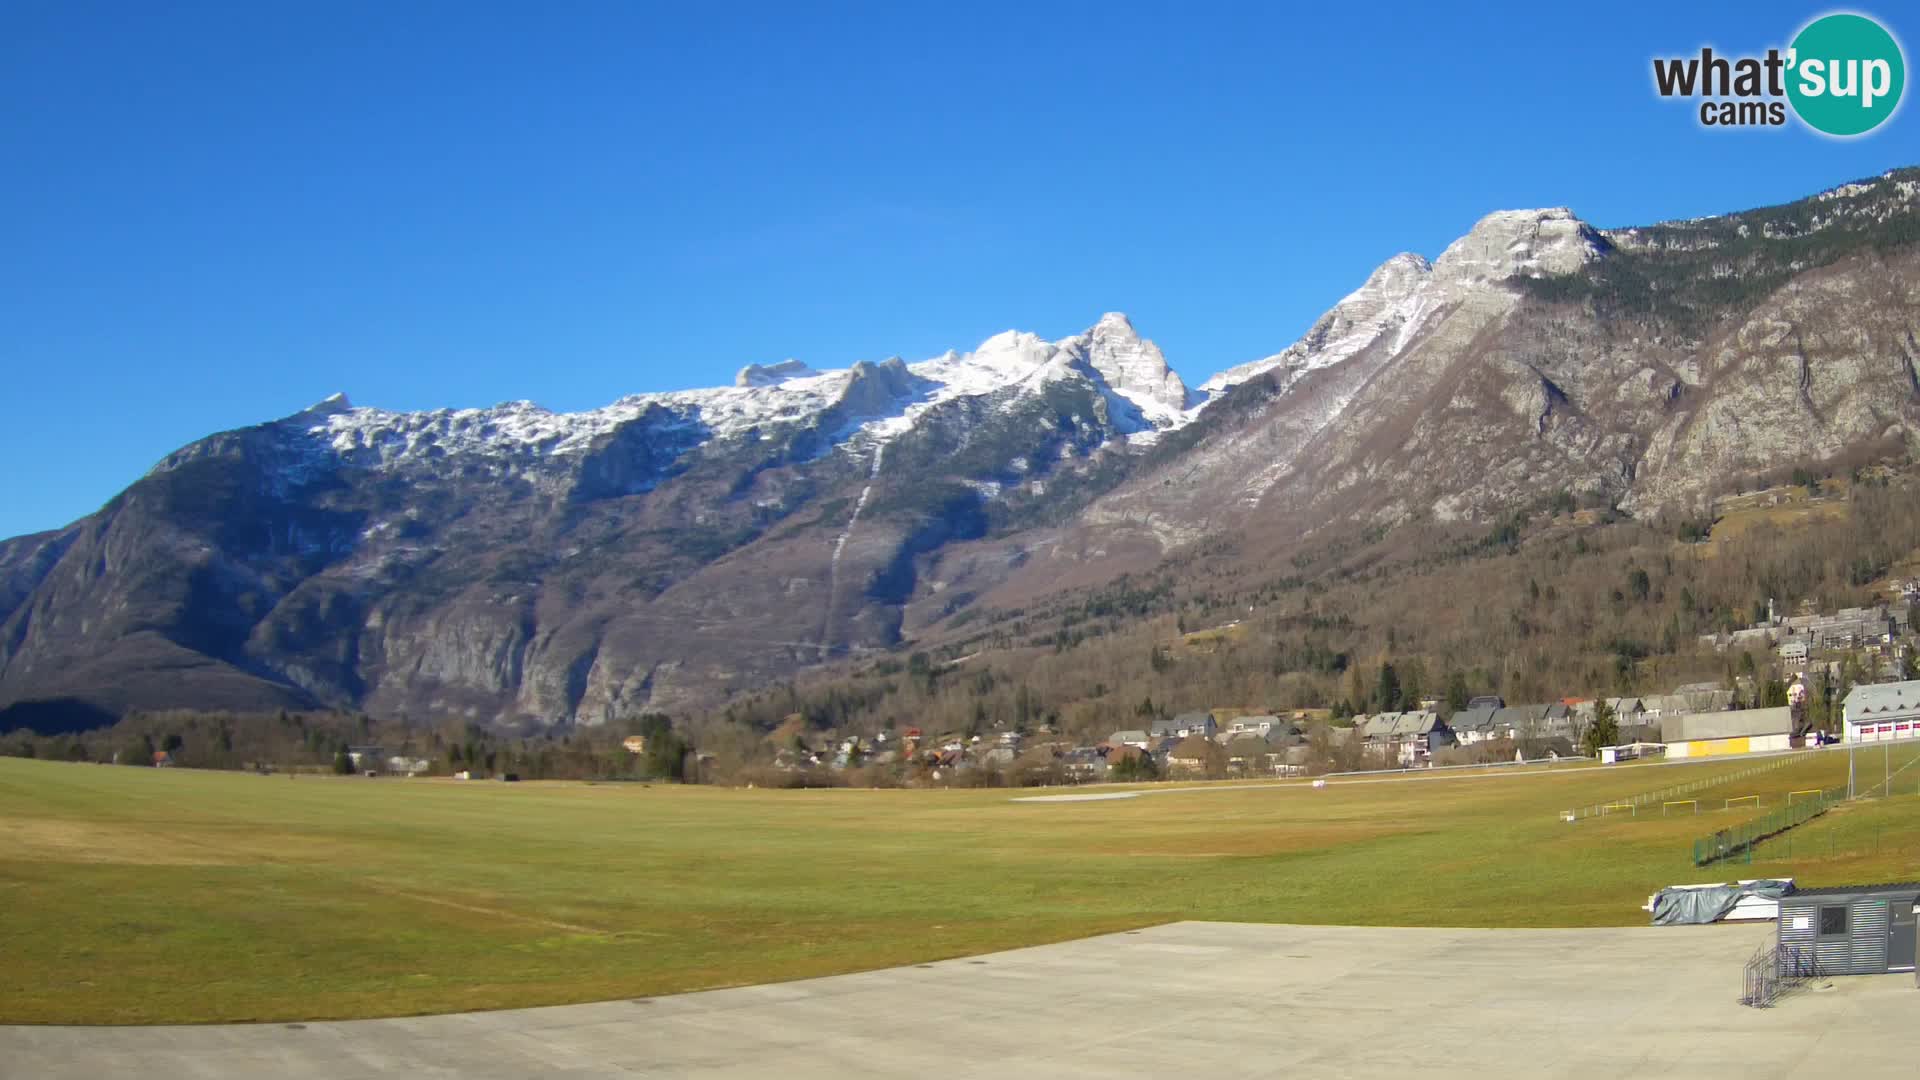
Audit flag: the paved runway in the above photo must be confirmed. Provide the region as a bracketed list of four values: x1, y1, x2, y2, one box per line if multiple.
[4, 921, 1916, 1078]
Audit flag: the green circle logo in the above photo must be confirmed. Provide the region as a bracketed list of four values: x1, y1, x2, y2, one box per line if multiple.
[1787, 13, 1906, 136]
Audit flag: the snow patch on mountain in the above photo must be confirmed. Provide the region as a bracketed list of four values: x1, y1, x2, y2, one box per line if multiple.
[1196, 252, 1436, 401]
[1192, 209, 1607, 406]
[295, 314, 1198, 473]
[735, 359, 818, 387]
[277, 206, 1611, 476]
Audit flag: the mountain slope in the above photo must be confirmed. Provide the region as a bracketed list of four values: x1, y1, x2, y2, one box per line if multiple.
[1069, 172, 1920, 561]
[0, 315, 1192, 727]
[5, 167, 1920, 730]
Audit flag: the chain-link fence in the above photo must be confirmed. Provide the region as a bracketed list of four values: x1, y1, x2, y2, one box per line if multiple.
[1561, 750, 1815, 822]
[1691, 786, 1844, 866]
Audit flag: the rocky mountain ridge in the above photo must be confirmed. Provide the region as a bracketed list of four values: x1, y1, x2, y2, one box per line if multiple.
[4, 166, 1919, 730]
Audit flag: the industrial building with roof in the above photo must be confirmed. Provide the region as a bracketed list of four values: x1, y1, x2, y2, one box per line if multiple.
[1660, 706, 1795, 759]
[1842, 680, 1920, 743]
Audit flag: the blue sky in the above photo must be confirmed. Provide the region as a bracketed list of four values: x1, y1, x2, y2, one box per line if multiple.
[3, 1, 1916, 540]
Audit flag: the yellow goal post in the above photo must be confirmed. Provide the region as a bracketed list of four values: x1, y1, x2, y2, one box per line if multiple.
[1724, 794, 1761, 811]
[1602, 802, 1636, 817]
[1662, 800, 1698, 815]
[1787, 789, 1823, 804]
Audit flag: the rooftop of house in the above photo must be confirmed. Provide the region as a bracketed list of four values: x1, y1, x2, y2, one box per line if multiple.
[1390, 711, 1441, 735]
[1843, 679, 1920, 717]
[1169, 735, 1216, 759]
[1521, 736, 1579, 759]
[1449, 706, 1499, 731]
[1489, 706, 1536, 727]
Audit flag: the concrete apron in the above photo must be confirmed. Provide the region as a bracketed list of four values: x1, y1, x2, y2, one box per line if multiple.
[3, 921, 1916, 1079]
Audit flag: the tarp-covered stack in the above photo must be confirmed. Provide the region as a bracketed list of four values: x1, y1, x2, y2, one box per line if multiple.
[1648, 879, 1796, 925]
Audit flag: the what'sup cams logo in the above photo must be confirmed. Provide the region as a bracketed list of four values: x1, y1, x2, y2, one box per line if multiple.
[1653, 11, 1905, 136]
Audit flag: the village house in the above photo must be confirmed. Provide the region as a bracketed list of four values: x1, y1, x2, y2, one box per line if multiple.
[1107, 729, 1151, 750]
[1640, 694, 1692, 724]
[1448, 707, 1500, 745]
[1357, 711, 1453, 767]
[1059, 747, 1105, 780]
[1605, 697, 1648, 726]
[1149, 735, 1182, 767]
[1489, 706, 1532, 741]
[1170, 711, 1218, 738]
[1226, 714, 1284, 737]
[1166, 735, 1219, 776]
[1223, 734, 1275, 775]
[1391, 711, 1452, 767]
[1671, 682, 1736, 714]
[1278, 743, 1314, 776]
[1516, 737, 1577, 763]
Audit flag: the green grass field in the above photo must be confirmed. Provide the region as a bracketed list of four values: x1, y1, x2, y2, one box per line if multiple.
[5, 748, 1920, 1024]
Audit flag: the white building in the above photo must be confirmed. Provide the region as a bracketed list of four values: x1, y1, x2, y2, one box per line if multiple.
[1842, 680, 1920, 743]
[1662, 707, 1794, 759]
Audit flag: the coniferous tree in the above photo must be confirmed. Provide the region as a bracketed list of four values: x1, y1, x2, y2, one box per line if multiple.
[1582, 698, 1619, 758]
[1374, 663, 1402, 713]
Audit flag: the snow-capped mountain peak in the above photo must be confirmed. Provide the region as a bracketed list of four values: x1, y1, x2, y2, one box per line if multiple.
[1192, 208, 1609, 402]
[1196, 250, 1436, 400]
[1065, 312, 1192, 426]
[267, 315, 1203, 478]
[260, 207, 1618, 481]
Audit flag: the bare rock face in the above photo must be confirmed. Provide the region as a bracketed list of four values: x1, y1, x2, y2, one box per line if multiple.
[1431, 207, 1611, 284]
[1199, 252, 1433, 398]
[0, 309, 1198, 727]
[5, 167, 1920, 729]
[1075, 312, 1192, 421]
[1083, 171, 1920, 554]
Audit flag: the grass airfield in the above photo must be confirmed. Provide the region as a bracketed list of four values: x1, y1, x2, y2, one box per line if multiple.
[3, 748, 1919, 1024]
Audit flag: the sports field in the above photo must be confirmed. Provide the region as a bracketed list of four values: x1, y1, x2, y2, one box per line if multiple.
[4, 747, 1919, 1024]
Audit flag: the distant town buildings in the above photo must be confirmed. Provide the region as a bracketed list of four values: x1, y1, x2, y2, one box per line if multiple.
[1699, 601, 1905, 653]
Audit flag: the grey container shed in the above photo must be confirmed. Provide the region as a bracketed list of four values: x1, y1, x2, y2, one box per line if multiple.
[1776, 883, 1920, 976]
